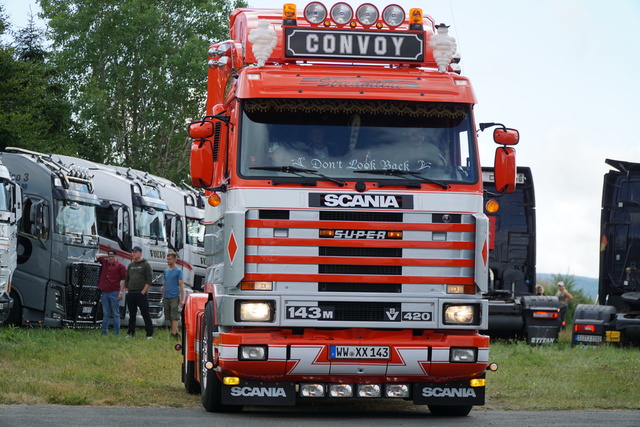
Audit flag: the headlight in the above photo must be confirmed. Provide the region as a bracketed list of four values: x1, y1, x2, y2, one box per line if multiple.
[443, 304, 477, 325]
[238, 301, 274, 322]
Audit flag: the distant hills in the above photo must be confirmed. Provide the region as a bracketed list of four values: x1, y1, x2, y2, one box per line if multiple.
[537, 273, 598, 301]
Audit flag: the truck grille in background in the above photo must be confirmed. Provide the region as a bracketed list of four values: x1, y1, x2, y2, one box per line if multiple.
[63, 262, 101, 328]
[148, 270, 165, 318]
[246, 208, 477, 323]
[193, 274, 205, 292]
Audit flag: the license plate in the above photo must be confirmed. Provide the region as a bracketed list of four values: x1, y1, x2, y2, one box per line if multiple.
[575, 334, 602, 343]
[330, 345, 390, 359]
[82, 307, 93, 314]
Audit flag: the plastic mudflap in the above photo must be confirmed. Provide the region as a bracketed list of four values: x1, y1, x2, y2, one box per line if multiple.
[221, 379, 297, 406]
[413, 378, 485, 406]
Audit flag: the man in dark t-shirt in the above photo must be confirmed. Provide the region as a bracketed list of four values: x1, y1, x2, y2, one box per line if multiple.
[125, 246, 154, 339]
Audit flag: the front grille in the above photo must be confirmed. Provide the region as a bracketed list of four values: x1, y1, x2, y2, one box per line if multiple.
[259, 210, 290, 219]
[70, 263, 101, 286]
[320, 246, 402, 258]
[319, 211, 403, 222]
[320, 301, 401, 322]
[64, 262, 101, 328]
[319, 264, 402, 275]
[319, 282, 401, 293]
[244, 208, 477, 326]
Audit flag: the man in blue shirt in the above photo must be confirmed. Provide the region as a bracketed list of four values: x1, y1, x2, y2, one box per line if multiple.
[163, 251, 184, 340]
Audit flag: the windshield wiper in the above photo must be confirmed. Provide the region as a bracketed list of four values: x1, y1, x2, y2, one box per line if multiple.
[250, 166, 345, 187]
[353, 169, 450, 189]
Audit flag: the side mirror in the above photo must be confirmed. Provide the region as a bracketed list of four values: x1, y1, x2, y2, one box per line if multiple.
[188, 121, 215, 139]
[493, 128, 519, 146]
[494, 147, 517, 193]
[190, 140, 214, 188]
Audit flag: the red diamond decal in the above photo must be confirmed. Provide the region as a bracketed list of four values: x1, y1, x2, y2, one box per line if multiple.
[482, 239, 488, 266]
[228, 231, 238, 264]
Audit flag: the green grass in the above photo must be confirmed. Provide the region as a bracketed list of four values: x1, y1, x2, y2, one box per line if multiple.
[0, 327, 638, 410]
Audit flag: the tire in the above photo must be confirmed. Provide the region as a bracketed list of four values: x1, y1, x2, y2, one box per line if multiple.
[427, 405, 473, 417]
[183, 318, 201, 394]
[200, 302, 243, 413]
[0, 291, 22, 326]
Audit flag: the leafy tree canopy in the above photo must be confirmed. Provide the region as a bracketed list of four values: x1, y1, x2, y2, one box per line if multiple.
[39, 0, 246, 182]
[0, 6, 74, 153]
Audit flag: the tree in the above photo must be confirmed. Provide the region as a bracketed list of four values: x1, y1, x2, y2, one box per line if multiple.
[40, 0, 246, 183]
[0, 7, 75, 153]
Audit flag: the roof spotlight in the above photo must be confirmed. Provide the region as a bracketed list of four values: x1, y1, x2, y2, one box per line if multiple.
[330, 2, 353, 25]
[382, 5, 405, 27]
[356, 3, 379, 26]
[305, 2, 327, 24]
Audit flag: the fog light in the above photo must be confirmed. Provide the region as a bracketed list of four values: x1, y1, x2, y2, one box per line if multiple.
[450, 347, 477, 363]
[329, 384, 353, 397]
[239, 345, 267, 360]
[385, 384, 410, 398]
[300, 383, 325, 397]
[357, 384, 381, 397]
[470, 378, 486, 387]
[222, 376, 240, 385]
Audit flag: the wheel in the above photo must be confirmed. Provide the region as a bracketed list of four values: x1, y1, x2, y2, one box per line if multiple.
[182, 318, 200, 394]
[200, 302, 243, 413]
[0, 291, 22, 326]
[427, 405, 473, 417]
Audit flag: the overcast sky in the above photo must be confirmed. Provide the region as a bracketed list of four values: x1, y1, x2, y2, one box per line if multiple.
[4, 0, 640, 279]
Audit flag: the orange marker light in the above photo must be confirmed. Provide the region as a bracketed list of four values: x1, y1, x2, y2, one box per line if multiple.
[485, 198, 499, 213]
[208, 193, 221, 207]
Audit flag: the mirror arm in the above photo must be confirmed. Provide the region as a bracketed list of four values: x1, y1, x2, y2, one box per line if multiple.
[203, 111, 230, 123]
[478, 122, 506, 132]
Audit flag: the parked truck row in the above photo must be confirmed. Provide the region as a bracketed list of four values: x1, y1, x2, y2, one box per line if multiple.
[0, 148, 205, 328]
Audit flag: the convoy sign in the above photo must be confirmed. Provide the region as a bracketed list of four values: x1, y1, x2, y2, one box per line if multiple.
[284, 28, 425, 62]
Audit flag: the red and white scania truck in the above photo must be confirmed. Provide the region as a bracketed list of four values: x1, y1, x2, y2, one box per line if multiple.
[179, 3, 519, 416]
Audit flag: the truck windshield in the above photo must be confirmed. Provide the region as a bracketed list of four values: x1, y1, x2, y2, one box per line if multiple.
[186, 217, 205, 248]
[134, 206, 166, 240]
[54, 200, 97, 236]
[238, 99, 478, 184]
